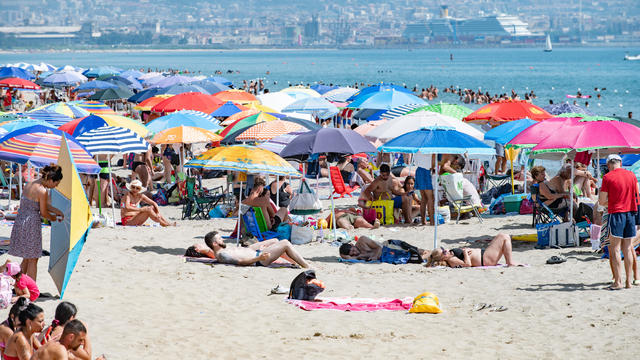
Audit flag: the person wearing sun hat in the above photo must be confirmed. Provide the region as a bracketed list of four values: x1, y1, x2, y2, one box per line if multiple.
[120, 179, 175, 227]
[1, 260, 40, 302]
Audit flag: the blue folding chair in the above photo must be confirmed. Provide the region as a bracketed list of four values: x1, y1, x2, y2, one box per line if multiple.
[242, 208, 279, 242]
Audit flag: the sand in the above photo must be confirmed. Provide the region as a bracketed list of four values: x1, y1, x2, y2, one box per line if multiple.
[1, 176, 639, 359]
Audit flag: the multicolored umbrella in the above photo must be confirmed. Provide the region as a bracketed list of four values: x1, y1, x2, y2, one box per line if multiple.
[150, 125, 222, 144]
[49, 135, 93, 298]
[146, 110, 221, 134]
[234, 120, 305, 142]
[31, 102, 90, 119]
[0, 118, 56, 135]
[463, 99, 552, 123]
[210, 101, 248, 117]
[0, 125, 99, 173]
[59, 114, 149, 137]
[0, 77, 40, 90]
[185, 145, 299, 176]
[133, 95, 173, 111]
[407, 103, 473, 121]
[69, 101, 116, 115]
[219, 112, 284, 139]
[213, 90, 258, 104]
[376, 103, 424, 120]
[347, 89, 426, 110]
[151, 92, 224, 114]
[221, 110, 259, 126]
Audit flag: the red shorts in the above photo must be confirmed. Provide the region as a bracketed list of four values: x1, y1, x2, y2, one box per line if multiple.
[121, 216, 133, 226]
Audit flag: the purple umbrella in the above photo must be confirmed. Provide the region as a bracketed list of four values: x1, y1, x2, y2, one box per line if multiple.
[543, 102, 595, 116]
[280, 128, 376, 158]
[151, 75, 195, 88]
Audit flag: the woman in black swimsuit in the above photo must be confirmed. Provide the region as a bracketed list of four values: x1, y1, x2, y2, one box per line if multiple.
[426, 234, 521, 267]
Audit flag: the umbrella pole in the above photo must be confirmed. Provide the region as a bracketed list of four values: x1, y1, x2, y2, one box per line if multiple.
[331, 178, 337, 241]
[510, 159, 515, 194]
[8, 163, 12, 208]
[434, 154, 439, 249]
[18, 167, 22, 198]
[237, 180, 243, 247]
[108, 155, 116, 228]
[276, 175, 279, 207]
[596, 149, 600, 181]
[523, 151, 528, 194]
[570, 158, 575, 227]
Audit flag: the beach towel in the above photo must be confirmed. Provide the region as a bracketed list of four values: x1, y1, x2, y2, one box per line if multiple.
[337, 258, 381, 264]
[285, 297, 413, 312]
[430, 264, 529, 269]
[183, 256, 298, 268]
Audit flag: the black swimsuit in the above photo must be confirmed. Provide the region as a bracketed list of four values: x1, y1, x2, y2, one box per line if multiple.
[452, 248, 485, 266]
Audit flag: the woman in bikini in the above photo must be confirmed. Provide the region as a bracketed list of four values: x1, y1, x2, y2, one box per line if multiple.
[0, 298, 28, 358]
[120, 179, 175, 227]
[3, 303, 45, 360]
[426, 233, 521, 267]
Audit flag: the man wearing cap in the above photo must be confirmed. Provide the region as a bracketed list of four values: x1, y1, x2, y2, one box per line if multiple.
[599, 154, 639, 290]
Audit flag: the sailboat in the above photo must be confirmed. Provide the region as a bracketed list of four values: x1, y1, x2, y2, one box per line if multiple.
[544, 34, 552, 52]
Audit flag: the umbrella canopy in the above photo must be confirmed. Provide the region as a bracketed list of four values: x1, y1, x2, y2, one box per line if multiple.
[506, 117, 579, 149]
[377, 103, 424, 121]
[234, 120, 305, 142]
[210, 101, 248, 117]
[31, 102, 90, 118]
[205, 76, 232, 86]
[190, 80, 231, 94]
[213, 90, 258, 104]
[0, 67, 35, 80]
[146, 110, 221, 134]
[257, 131, 307, 155]
[22, 110, 73, 127]
[185, 145, 299, 176]
[366, 111, 485, 144]
[0, 125, 99, 172]
[120, 69, 144, 79]
[323, 87, 359, 102]
[151, 92, 224, 114]
[280, 128, 377, 158]
[161, 83, 210, 95]
[463, 100, 553, 123]
[484, 118, 538, 145]
[128, 87, 164, 103]
[59, 114, 149, 137]
[76, 126, 150, 155]
[0, 77, 40, 90]
[49, 135, 93, 298]
[347, 89, 426, 110]
[83, 66, 121, 78]
[88, 87, 134, 101]
[150, 125, 222, 144]
[280, 86, 321, 98]
[353, 120, 387, 136]
[72, 80, 118, 92]
[151, 75, 195, 88]
[0, 118, 55, 136]
[70, 100, 116, 115]
[310, 84, 339, 95]
[42, 72, 87, 86]
[133, 95, 173, 111]
[380, 127, 495, 156]
[407, 103, 474, 121]
[281, 97, 339, 117]
[245, 103, 278, 114]
[219, 112, 284, 139]
[221, 110, 259, 126]
[543, 102, 595, 116]
[257, 92, 296, 112]
[347, 84, 412, 102]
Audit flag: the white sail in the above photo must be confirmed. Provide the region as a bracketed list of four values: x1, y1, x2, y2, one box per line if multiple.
[544, 34, 552, 52]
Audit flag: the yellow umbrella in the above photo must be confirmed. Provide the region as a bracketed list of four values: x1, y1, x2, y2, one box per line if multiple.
[150, 125, 222, 144]
[244, 103, 278, 114]
[279, 86, 321, 97]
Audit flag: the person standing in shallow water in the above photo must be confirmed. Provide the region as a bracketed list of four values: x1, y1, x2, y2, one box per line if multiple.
[9, 164, 64, 282]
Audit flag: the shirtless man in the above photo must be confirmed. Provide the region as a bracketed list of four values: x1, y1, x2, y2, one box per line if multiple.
[130, 148, 154, 190]
[338, 236, 428, 261]
[31, 320, 97, 360]
[358, 164, 404, 208]
[207, 231, 309, 268]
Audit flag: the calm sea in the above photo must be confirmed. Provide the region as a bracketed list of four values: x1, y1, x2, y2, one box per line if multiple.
[2, 47, 638, 116]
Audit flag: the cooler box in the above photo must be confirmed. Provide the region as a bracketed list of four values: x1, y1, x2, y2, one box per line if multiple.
[503, 194, 528, 213]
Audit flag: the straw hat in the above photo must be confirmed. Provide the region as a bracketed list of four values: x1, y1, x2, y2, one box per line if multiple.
[126, 179, 146, 192]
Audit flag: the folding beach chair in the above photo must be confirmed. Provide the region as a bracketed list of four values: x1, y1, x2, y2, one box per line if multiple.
[329, 166, 359, 198]
[530, 183, 564, 228]
[181, 177, 224, 220]
[481, 161, 511, 192]
[440, 173, 483, 224]
[242, 208, 279, 242]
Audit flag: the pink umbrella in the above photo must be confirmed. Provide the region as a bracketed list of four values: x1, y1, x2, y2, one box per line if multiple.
[506, 117, 579, 149]
[354, 120, 386, 136]
[532, 120, 640, 154]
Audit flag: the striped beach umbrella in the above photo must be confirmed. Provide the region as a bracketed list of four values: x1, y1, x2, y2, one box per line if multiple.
[235, 120, 305, 142]
[59, 114, 149, 138]
[0, 126, 99, 173]
[257, 131, 307, 155]
[24, 110, 74, 127]
[150, 125, 222, 144]
[407, 103, 473, 121]
[75, 126, 150, 155]
[31, 102, 90, 119]
[0, 118, 56, 136]
[146, 110, 221, 135]
[379, 103, 425, 120]
[323, 87, 358, 102]
[70, 100, 116, 115]
[219, 112, 284, 139]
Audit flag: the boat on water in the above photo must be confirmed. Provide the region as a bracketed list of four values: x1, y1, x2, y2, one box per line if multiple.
[544, 34, 552, 52]
[624, 53, 640, 61]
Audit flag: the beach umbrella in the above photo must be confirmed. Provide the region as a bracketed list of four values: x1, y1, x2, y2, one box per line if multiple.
[310, 84, 339, 95]
[160, 83, 210, 95]
[543, 102, 595, 116]
[323, 87, 359, 102]
[150, 75, 195, 88]
[245, 103, 279, 114]
[506, 117, 579, 149]
[151, 92, 224, 114]
[48, 135, 93, 298]
[353, 120, 387, 137]
[376, 103, 424, 121]
[463, 99, 553, 124]
[31, 103, 90, 119]
[99, 75, 142, 88]
[128, 88, 165, 103]
[210, 101, 248, 118]
[0, 77, 40, 90]
[213, 90, 259, 104]
[70, 100, 116, 115]
[380, 127, 495, 248]
[280, 127, 377, 159]
[347, 84, 412, 102]
[219, 112, 285, 139]
[0, 67, 35, 80]
[14, 111, 70, 128]
[257, 131, 308, 155]
[280, 86, 321, 98]
[133, 95, 173, 111]
[407, 103, 474, 121]
[150, 125, 222, 144]
[120, 69, 144, 79]
[83, 66, 121, 78]
[366, 111, 485, 144]
[221, 109, 259, 126]
[484, 118, 538, 145]
[72, 80, 118, 93]
[281, 97, 339, 118]
[56, 65, 83, 73]
[257, 92, 296, 112]
[190, 80, 230, 94]
[0, 125, 99, 172]
[146, 110, 221, 134]
[42, 72, 87, 86]
[205, 76, 232, 86]
[59, 114, 149, 138]
[347, 89, 426, 110]
[88, 87, 134, 101]
[223, 117, 320, 144]
[0, 118, 55, 136]
[141, 75, 165, 87]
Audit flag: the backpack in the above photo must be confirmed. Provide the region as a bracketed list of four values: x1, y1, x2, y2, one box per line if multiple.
[380, 240, 423, 264]
[0, 275, 12, 309]
[152, 188, 168, 206]
[288, 270, 324, 300]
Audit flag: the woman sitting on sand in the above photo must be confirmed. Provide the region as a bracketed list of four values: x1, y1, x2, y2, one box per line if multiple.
[121, 179, 175, 227]
[426, 233, 522, 267]
[3, 303, 45, 360]
[0, 298, 28, 357]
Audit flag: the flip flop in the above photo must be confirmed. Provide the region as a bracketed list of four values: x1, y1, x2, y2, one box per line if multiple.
[490, 306, 508, 312]
[473, 303, 488, 311]
[605, 286, 623, 291]
[633, 280, 640, 286]
[270, 285, 289, 295]
[546, 256, 567, 264]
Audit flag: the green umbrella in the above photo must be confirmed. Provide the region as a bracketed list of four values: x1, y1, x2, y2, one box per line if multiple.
[556, 112, 589, 118]
[407, 103, 473, 120]
[88, 87, 134, 101]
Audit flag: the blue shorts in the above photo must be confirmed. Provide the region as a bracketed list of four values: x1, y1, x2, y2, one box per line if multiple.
[608, 211, 637, 239]
[393, 195, 403, 209]
[415, 167, 433, 191]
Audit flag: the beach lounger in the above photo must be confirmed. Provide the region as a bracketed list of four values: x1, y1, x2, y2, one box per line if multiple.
[329, 166, 359, 198]
[440, 174, 483, 224]
[530, 183, 564, 228]
[242, 208, 279, 242]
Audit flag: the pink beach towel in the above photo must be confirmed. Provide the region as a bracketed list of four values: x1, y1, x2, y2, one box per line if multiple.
[285, 297, 413, 312]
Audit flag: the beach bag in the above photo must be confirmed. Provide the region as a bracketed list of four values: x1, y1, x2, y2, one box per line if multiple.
[408, 292, 442, 314]
[380, 240, 423, 264]
[549, 222, 579, 247]
[519, 198, 533, 215]
[288, 270, 325, 300]
[276, 223, 292, 240]
[291, 224, 314, 245]
[289, 180, 322, 213]
[152, 188, 168, 206]
[0, 275, 12, 310]
[535, 220, 561, 248]
[371, 194, 395, 225]
[362, 208, 377, 224]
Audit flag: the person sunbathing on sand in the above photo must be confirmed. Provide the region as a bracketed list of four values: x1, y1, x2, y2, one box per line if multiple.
[339, 236, 429, 262]
[426, 233, 522, 267]
[327, 208, 380, 230]
[206, 231, 309, 268]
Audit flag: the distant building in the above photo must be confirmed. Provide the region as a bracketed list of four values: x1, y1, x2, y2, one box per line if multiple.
[0, 24, 94, 47]
[304, 15, 320, 44]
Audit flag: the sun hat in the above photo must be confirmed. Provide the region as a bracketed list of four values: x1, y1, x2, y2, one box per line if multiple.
[4, 262, 20, 276]
[126, 179, 146, 192]
[606, 154, 622, 163]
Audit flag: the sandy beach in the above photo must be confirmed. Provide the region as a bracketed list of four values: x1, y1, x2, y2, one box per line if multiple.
[1, 176, 638, 359]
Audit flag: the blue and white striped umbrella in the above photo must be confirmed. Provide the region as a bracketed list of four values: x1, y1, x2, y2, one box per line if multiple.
[24, 110, 74, 127]
[75, 126, 150, 155]
[379, 103, 425, 120]
[323, 87, 358, 102]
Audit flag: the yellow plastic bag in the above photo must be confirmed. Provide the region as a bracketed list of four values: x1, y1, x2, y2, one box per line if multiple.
[370, 194, 395, 225]
[408, 292, 442, 314]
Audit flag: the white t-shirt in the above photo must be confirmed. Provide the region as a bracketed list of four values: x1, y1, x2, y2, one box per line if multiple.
[413, 153, 433, 169]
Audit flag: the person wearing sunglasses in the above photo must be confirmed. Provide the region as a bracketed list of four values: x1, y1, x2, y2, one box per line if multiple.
[121, 180, 175, 227]
[426, 233, 521, 268]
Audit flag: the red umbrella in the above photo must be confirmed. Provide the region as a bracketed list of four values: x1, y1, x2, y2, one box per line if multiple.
[150, 92, 224, 114]
[0, 77, 40, 90]
[463, 99, 552, 124]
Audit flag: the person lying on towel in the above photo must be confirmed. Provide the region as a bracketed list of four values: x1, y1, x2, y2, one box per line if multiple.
[339, 236, 429, 262]
[202, 231, 309, 268]
[426, 233, 522, 268]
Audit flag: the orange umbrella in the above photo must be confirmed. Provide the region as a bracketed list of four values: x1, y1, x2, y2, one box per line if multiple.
[221, 109, 259, 126]
[236, 120, 304, 141]
[150, 125, 222, 144]
[213, 89, 258, 104]
[151, 92, 224, 114]
[463, 99, 553, 124]
[134, 95, 173, 111]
